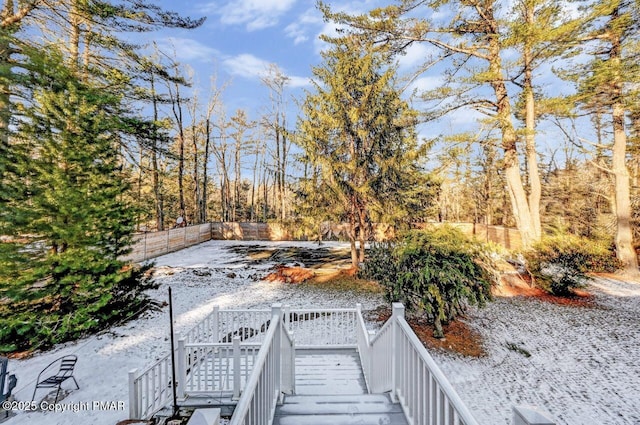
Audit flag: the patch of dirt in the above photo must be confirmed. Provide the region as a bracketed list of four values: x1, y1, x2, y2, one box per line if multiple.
[494, 272, 597, 308]
[366, 305, 486, 358]
[412, 318, 487, 358]
[304, 267, 383, 293]
[225, 245, 352, 268]
[7, 350, 32, 359]
[264, 265, 315, 284]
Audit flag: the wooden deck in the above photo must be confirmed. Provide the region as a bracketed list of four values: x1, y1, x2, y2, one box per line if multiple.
[273, 349, 409, 425]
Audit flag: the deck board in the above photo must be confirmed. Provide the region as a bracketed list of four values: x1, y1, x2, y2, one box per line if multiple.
[294, 349, 367, 395]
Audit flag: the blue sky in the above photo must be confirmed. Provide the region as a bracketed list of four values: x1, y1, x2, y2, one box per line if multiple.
[151, 0, 336, 117]
[149, 0, 452, 128]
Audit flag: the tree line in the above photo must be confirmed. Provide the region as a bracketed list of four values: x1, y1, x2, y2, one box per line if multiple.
[317, 0, 640, 274]
[1, 0, 639, 352]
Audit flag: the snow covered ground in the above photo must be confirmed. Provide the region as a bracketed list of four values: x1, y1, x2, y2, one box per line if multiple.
[3, 240, 639, 425]
[436, 277, 640, 425]
[2, 240, 382, 425]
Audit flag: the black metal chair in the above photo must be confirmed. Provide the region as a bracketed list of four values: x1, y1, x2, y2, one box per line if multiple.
[31, 355, 79, 403]
[1, 356, 18, 418]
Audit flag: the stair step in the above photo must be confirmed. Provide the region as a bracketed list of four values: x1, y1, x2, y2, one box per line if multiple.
[276, 401, 402, 415]
[274, 394, 408, 425]
[273, 412, 409, 425]
[283, 394, 391, 404]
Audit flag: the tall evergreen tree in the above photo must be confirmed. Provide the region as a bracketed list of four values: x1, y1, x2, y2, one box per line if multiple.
[0, 49, 154, 353]
[0, 1, 204, 353]
[297, 36, 431, 268]
[567, 0, 640, 273]
[320, 0, 540, 247]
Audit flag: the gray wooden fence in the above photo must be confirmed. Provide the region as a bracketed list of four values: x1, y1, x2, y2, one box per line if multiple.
[122, 223, 212, 263]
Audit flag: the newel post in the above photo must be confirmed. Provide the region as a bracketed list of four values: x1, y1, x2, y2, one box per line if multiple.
[177, 337, 186, 400]
[233, 336, 242, 400]
[272, 304, 283, 392]
[391, 302, 405, 402]
[212, 306, 220, 342]
[128, 369, 138, 419]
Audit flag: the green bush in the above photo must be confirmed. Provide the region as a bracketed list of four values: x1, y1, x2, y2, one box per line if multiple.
[524, 234, 621, 295]
[362, 226, 495, 338]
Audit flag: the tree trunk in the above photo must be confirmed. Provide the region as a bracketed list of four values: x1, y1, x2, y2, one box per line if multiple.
[202, 118, 210, 223]
[192, 125, 200, 224]
[280, 116, 287, 221]
[610, 28, 639, 273]
[168, 74, 187, 219]
[357, 205, 366, 264]
[150, 72, 164, 230]
[523, 8, 542, 240]
[348, 211, 359, 268]
[488, 33, 537, 248]
[69, 0, 81, 72]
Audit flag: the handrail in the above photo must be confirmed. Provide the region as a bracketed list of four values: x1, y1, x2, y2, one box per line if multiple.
[228, 311, 281, 425]
[355, 305, 372, 392]
[369, 315, 394, 345]
[129, 353, 172, 419]
[280, 321, 295, 396]
[395, 315, 480, 425]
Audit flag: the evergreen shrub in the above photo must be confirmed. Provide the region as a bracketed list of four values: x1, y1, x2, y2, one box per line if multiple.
[362, 226, 495, 337]
[524, 234, 621, 295]
[0, 256, 156, 354]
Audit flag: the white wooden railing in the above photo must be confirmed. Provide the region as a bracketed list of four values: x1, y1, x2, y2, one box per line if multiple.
[128, 353, 172, 419]
[131, 302, 557, 425]
[356, 303, 480, 425]
[229, 304, 294, 425]
[356, 303, 395, 394]
[181, 340, 261, 397]
[285, 307, 358, 348]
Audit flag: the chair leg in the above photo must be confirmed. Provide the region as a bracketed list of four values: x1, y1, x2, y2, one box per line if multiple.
[54, 386, 61, 404]
[71, 376, 79, 390]
[31, 386, 37, 402]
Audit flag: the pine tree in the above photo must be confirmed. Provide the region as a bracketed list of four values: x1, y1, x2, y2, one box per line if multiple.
[320, 0, 542, 248]
[0, 49, 154, 353]
[566, 0, 640, 273]
[297, 36, 431, 268]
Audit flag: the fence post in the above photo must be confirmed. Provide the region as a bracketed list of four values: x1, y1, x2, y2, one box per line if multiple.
[233, 336, 241, 400]
[143, 233, 148, 261]
[391, 303, 405, 402]
[183, 226, 187, 248]
[177, 337, 186, 399]
[272, 304, 283, 393]
[513, 406, 556, 425]
[128, 369, 138, 419]
[212, 306, 220, 342]
[283, 305, 290, 331]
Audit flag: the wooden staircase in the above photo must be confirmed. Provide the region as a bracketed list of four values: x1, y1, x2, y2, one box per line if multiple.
[273, 349, 408, 425]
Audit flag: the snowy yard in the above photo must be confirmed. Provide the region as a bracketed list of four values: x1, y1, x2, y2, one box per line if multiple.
[436, 276, 640, 425]
[3, 240, 639, 425]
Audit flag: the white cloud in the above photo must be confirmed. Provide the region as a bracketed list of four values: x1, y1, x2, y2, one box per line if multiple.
[204, 0, 297, 31]
[408, 76, 444, 94]
[223, 53, 271, 79]
[155, 37, 219, 62]
[287, 75, 312, 88]
[397, 43, 438, 70]
[285, 8, 323, 45]
[223, 53, 311, 88]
